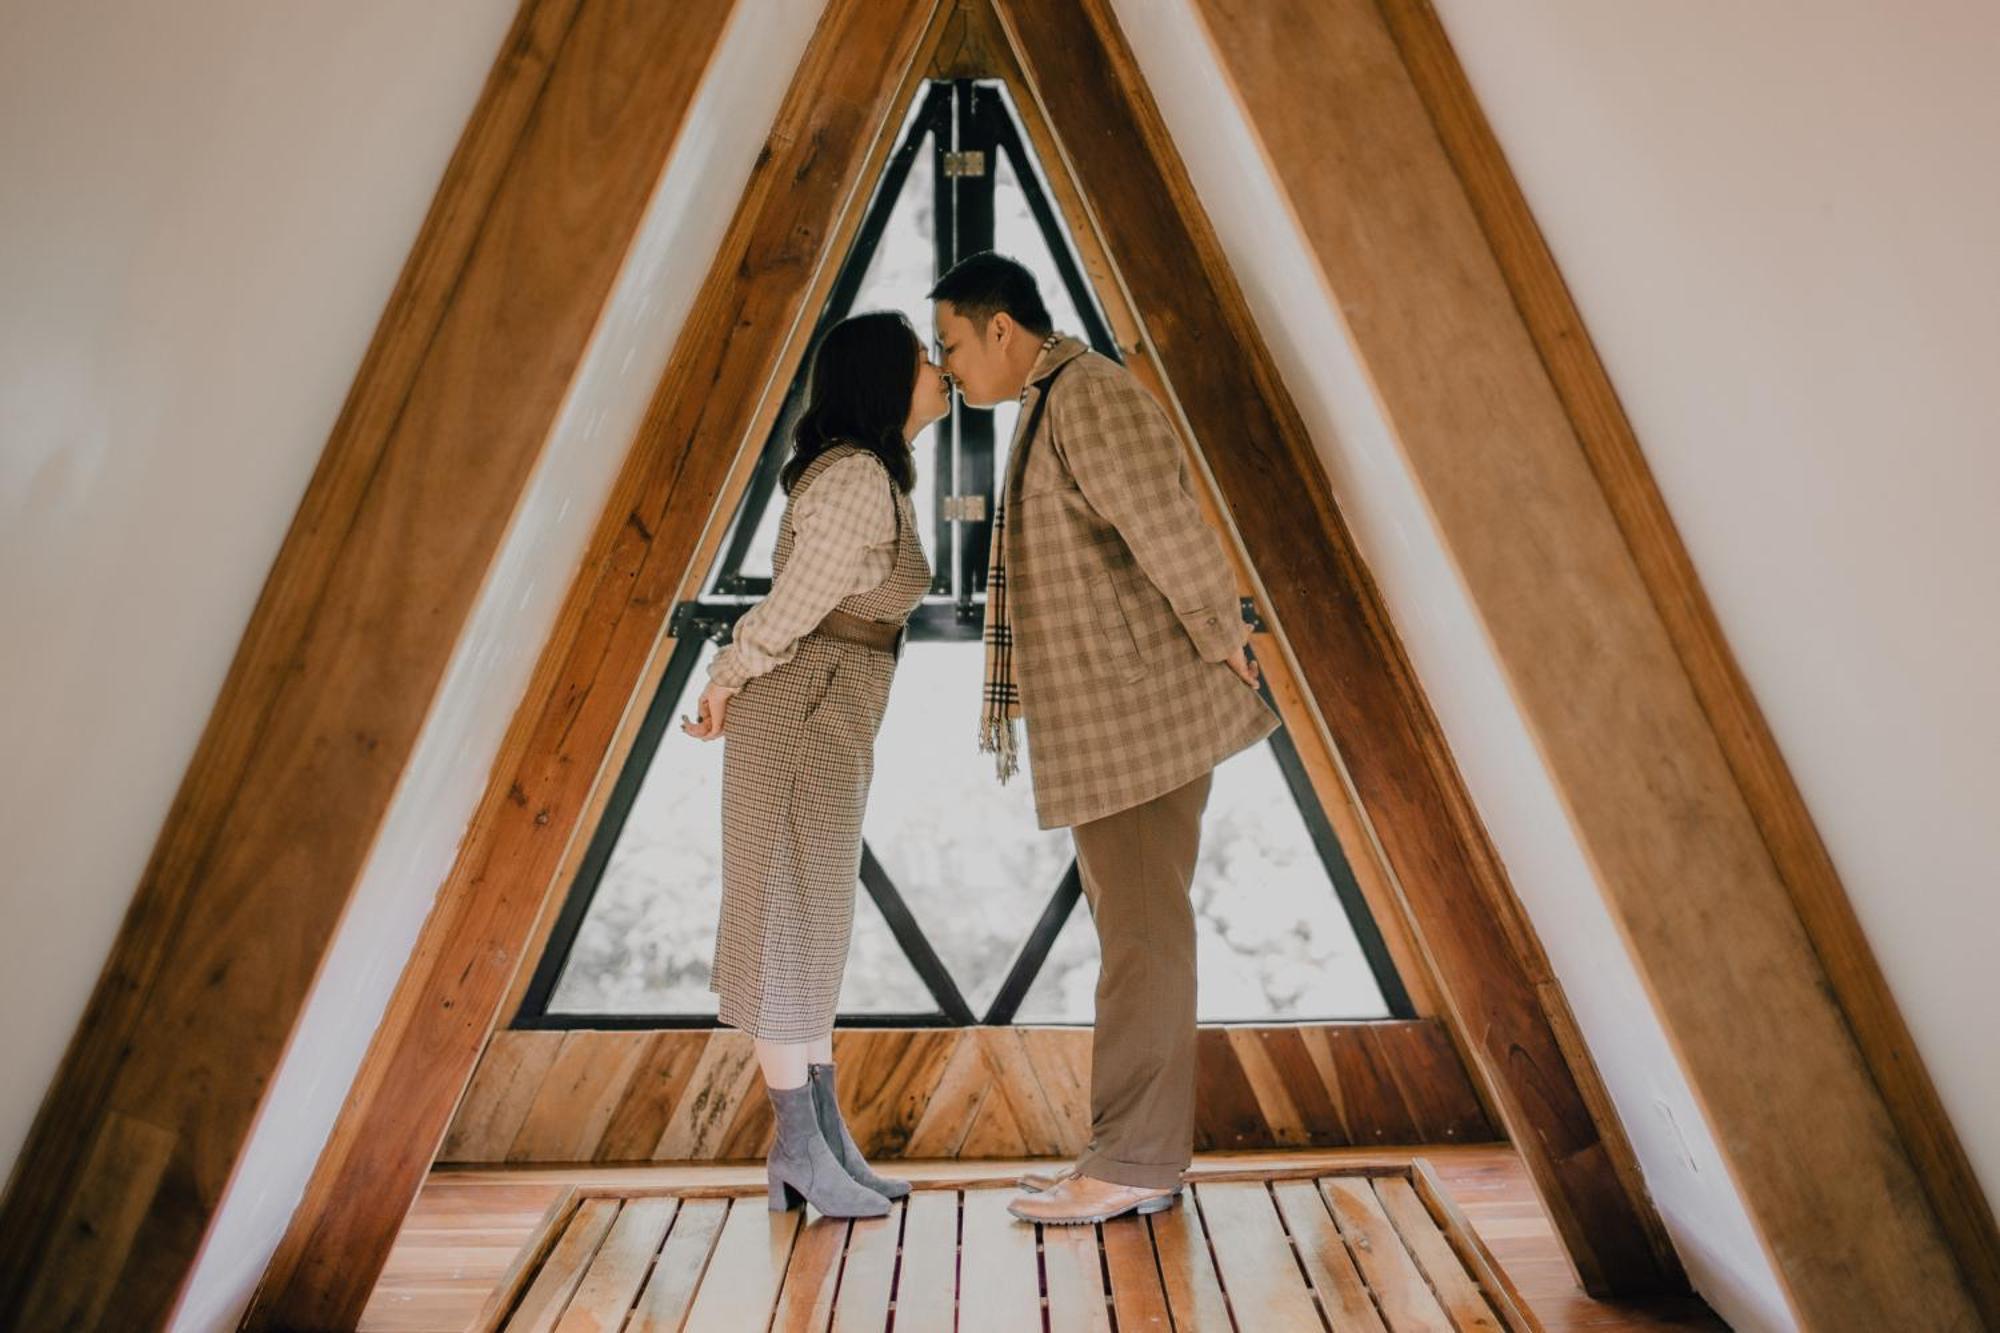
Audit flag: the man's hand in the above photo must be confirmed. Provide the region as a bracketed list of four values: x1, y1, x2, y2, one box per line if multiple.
[1224, 634, 1261, 690]
[680, 682, 737, 740]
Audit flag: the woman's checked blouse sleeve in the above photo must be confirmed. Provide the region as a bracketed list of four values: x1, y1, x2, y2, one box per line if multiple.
[707, 452, 896, 690]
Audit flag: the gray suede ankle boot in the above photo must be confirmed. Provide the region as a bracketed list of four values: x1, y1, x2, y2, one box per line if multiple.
[765, 1082, 890, 1217]
[809, 1062, 911, 1200]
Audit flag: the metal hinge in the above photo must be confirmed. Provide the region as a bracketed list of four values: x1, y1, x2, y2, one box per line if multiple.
[942, 494, 988, 522]
[942, 150, 987, 179]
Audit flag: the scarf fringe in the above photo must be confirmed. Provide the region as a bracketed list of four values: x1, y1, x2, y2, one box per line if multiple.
[978, 713, 1020, 785]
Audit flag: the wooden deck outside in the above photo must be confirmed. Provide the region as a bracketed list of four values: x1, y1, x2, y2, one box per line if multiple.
[360, 1148, 1723, 1331]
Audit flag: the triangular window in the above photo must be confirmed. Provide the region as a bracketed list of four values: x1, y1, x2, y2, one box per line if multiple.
[517, 79, 1410, 1029]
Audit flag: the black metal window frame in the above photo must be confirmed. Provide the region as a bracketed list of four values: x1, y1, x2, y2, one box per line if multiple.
[513, 79, 1414, 1030]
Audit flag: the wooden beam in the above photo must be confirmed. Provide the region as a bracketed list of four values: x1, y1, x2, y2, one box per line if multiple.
[1375, 2, 2000, 1319]
[240, 0, 948, 1325]
[0, 0, 740, 1326]
[989, 0, 1680, 1298]
[1185, 0, 1983, 1323]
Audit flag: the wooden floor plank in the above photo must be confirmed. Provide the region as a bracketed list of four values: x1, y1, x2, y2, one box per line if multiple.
[505, 1198, 618, 1333]
[1043, 1221, 1113, 1332]
[892, 1189, 960, 1330]
[467, 1187, 577, 1333]
[1273, 1179, 1387, 1333]
[1152, 1192, 1238, 1332]
[627, 1197, 728, 1333]
[1411, 1159, 1543, 1332]
[770, 1215, 849, 1332]
[958, 1187, 1042, 1333]
[1379, 1175, 1508, 1332]
[679, 1198, 800, 1333]
[1323, 1176, 1454, 1330]
[1103, 1215, 1174, 1332]
[1194, 1181, 1326, 1331]
[556, 1197, 677, 1333]
[830, 1203, 901, 1333]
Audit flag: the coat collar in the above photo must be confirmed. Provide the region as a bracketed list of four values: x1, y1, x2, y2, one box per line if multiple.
[1024, 333, 1089, 391]
[1000, 333, 1086, 505]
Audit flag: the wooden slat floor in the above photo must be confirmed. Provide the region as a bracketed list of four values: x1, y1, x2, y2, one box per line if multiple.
[361, 1147, 1724, 1331]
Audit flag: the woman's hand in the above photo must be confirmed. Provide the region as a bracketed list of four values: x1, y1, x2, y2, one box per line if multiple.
[681, 682, 738, 740]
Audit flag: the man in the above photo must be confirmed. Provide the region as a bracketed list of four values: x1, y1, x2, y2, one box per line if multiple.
[931, 252, 1279, 1224]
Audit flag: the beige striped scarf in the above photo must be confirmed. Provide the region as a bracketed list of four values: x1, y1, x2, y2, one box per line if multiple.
[978, 339, 1068, 783]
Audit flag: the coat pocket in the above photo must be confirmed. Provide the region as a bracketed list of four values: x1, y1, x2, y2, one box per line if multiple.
[1094, 570, 1150, 683]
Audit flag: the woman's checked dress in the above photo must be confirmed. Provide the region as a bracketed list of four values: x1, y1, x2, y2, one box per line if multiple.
[706, 443, 931, 1040]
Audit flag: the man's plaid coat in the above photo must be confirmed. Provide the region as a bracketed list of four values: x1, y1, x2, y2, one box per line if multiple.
[1002, 336, 1278, 828]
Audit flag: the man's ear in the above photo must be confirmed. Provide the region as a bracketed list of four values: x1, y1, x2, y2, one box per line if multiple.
[988, 310, 1016, 348]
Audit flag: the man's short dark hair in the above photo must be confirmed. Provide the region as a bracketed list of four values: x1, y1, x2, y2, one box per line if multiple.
[928, 251, 1053, 337]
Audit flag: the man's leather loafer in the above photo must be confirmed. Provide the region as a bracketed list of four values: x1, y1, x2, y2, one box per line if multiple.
[1007, 1173, 1180, 1225]
[1016, 1163, 1187, 1199]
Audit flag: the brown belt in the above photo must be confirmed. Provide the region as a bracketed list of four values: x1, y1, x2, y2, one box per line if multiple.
[809, 608, 909, 660]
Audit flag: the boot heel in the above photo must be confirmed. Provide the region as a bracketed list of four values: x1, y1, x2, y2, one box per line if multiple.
[768, 1176, 803, 1212]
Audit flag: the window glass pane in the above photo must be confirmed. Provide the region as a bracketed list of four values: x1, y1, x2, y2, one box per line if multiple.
[836, 886, 937, 1014]
[1007, 741, 1394, 1025]
[548, 641, 725, 1015]
[547, 646, 1392, 1020]
[736, 134, 942, 581]
[1013, 894, 1099, 1024]
[547, 639, 944, 1019]
[1196, 742, 1391, 1020]
[993, 150, 1087, 341]
[851, 133, 938, 338]
[726, 477, 787, 585]
[863, 641, 1073, 1014]
[848, 134, 942, 570]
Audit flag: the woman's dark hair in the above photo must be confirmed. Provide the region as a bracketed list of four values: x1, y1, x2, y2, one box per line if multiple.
[927, 251, 1053, 337]
[780, 311, 921, 495]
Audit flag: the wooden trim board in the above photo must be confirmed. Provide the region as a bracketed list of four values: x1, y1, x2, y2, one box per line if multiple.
[1185, 0, 1983, 1325]
[436, 1024, 1499, 1164]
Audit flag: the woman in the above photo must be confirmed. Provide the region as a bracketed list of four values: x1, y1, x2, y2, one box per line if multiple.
[681, 311, 947, 1217]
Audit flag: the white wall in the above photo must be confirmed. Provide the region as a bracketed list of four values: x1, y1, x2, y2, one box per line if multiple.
[0, 0, 831, 1327]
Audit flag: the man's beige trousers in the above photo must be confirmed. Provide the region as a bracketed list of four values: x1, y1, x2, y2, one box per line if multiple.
[1069, 768, 1214, 1189]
